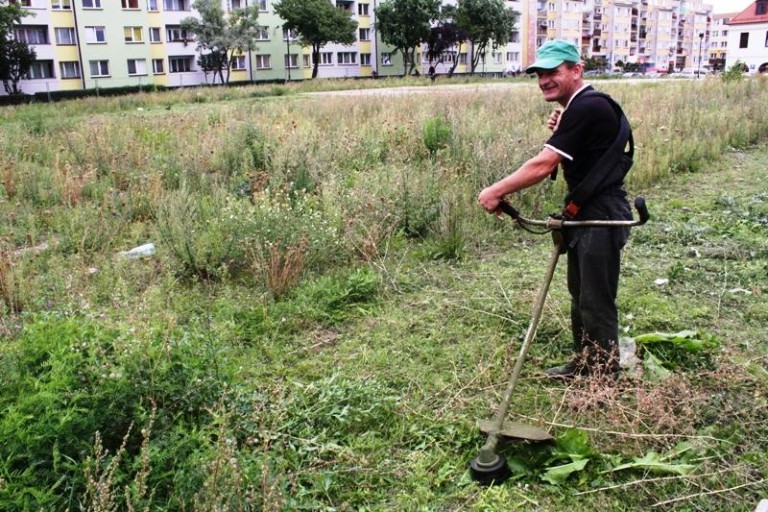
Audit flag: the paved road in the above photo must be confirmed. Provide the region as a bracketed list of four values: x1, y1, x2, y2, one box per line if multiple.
[301, 80, 536, 98]
[300, 77, 690, 98]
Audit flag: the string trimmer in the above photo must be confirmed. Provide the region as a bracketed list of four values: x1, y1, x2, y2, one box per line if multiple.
[469, 197, 650, 485]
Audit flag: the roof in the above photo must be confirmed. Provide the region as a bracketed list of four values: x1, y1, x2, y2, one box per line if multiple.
[727, 1, 768, 25]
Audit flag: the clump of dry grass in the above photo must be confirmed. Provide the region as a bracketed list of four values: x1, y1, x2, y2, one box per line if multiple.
[1, 155, 16, 200]
[192, 405, 258, 512]
[83, 406, 156, 512]
[253, 237, 308, 299]
[342, 198, 399, 262]
[0, 250, 23, 314]
[548, 372, 706, 455]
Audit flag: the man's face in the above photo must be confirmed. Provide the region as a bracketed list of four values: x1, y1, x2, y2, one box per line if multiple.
[536, 63, 584, 106]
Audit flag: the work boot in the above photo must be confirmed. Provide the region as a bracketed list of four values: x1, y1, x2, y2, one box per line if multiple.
[544, 360, 587, 380]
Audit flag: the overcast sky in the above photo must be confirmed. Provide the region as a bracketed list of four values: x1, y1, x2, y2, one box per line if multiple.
[708, 0, 752, 14]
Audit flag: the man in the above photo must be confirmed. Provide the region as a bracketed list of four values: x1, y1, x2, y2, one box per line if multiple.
[477, 40, 633, 379]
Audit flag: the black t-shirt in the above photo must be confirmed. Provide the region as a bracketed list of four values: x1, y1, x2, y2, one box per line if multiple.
[545, 86, 632, 224]
[545, 85, 620, 192]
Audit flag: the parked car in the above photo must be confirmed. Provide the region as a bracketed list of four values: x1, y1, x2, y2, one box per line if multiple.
[669, 68, 707, 78]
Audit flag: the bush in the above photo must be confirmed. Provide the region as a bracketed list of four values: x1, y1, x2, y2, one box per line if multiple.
[156, 188, 241, 281]
[0, 314, 234, 511]
[721, 61, 748, 82]
[423, 116, 453, 156]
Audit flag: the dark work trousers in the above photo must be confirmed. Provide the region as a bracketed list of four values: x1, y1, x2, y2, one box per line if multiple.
[566, 225, 629, 371]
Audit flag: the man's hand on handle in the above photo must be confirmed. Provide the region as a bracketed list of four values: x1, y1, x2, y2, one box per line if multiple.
[547, 108, 563, 132]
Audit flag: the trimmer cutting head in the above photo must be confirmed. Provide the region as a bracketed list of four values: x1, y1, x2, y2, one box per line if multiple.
[469, 452, 512, 485]
[470, 421, 553, 485]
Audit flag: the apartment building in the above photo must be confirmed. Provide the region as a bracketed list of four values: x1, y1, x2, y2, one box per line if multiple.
[709, 13, 734, 71]
[7, 0, 408, 96]
[8, 0, 721, 96]
[725, 1, 768, 74]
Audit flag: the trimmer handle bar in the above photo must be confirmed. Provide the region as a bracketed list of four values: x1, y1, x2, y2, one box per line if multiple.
[499, 196, 650, 229]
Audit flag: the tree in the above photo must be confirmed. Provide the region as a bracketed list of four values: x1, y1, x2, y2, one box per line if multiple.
[181, 0, 260, 85]
[0, 1, 35, 95]
[376, 0, 440, 77]
[274, 0, 357, 80]
[0, 38, 36, 94]
[583, 56, 606, 72]
[426, 4, 467, 77]
[0, 1, 24, 30]
[455, 0, 517, 75]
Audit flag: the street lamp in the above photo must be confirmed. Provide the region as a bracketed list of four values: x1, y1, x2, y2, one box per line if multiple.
[697, 32, 704, 79]
[284, 24, 291, 82]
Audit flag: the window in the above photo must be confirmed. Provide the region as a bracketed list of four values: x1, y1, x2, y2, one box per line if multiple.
[147, 0, 158, 10]
[757, 2, 767, 15]
[16, 0, 32, 5]
[14, 26, 48, 45]
[127, 58, 147, 75]
[148, 27, 161, 43]
[358, 2, 368, 15]
[458, 52, 468, 65]
[255, 26, 269, 40]
[255, 54, 271, 69]
[82, 0, 102, 7]
[283, 27, 297, 40]
[257, 0, 266, 10]
[60, 61, 81, 79]
[337, 52, 356, 65]
[381, 53, 392, 66]
[169, 56, 193, 72]
[359, 28, 370, 41]
[492, 52, 502, 64]
[302, 54, 310, 67]
[166, 26, 191, 42]
[231, 55, 246, 70]
[85, 26, 106, 43]
[231, 0, 243, 8]
[739, 32, 749, 48]
[52, 0, 72, 10]
[55, 27, 76, 45]
[152, 58, 164, 74]
[89, 60, 110, 77]
[124, 26, 143, 43]
[24, 60, 55, 79]
[765, 30, 768, 47]
[163, 0, 187, 10]
[360, 53, 371, 66]
[284, 54, 298, 68]
[121, 0, 138, 8]
[320, 52, 333, 64]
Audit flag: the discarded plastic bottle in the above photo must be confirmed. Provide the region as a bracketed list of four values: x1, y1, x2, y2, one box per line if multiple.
[119, 243, 156, 259]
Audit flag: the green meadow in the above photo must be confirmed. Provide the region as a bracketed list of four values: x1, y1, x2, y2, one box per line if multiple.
[0, 77, 767, 510]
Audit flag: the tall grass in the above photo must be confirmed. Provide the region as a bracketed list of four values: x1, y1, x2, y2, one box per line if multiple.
[0, 79, 764, 314]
